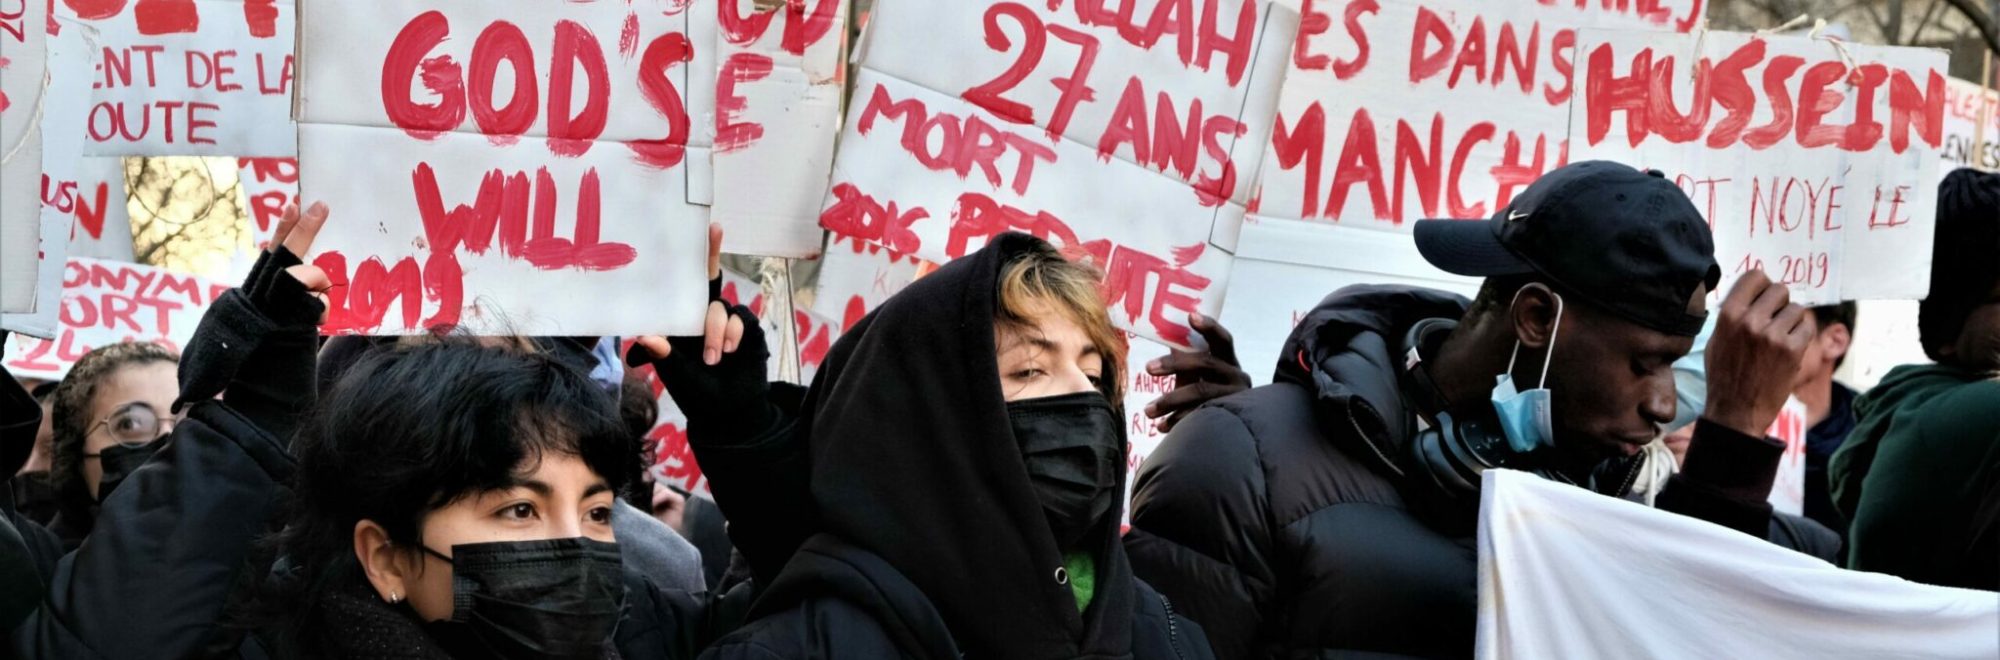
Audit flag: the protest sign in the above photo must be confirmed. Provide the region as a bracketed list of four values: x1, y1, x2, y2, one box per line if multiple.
[1765, 396, 1808, 516]
[295, 0, 708, 336]
[1939, 76, 1998, 177]
[2, 0, 48, 313]
[1236, 0, 1705, 252]
[8, 20, 98, 338]
[2, 258, 227, 381]
[68, 157, 134, 261]
[235, 156, 292, 248]
[1119, 332, 1173, 529]
[55, 0, 296, 156]
[821, 0, 1300, 348]
[810, 233, 924, 332]
[1568, 30, 1948, 304]
[705, 0, 847, 257]
[1218, 216, 1474, 385]
[1476, 469, 2000, 658]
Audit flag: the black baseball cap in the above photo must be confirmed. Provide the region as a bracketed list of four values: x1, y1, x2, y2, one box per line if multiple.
[1413, 161, 1720, 337]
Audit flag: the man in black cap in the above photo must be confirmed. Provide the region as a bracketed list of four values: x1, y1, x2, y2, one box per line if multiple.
[1126, 161, 1826, 659]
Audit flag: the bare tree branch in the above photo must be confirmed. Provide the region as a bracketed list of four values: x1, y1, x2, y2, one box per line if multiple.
[1943, 0, 2000, 58]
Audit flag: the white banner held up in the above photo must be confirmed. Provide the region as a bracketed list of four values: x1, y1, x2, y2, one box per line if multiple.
[821, 0, 1300, 348]
[705, 0, 847, 258]
[2, 0, 49, 313]
[1235, 0, 1706, 252]
[1568, 30, 1949, 304]
[2, 258, 227, 381]
[1476, 469, 2000, 659]
[56, 0, 297, 156]
[295, 0, 708, 336]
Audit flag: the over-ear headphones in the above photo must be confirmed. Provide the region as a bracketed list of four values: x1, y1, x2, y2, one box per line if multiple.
[1411, 410, 1515, 496]
[1401, 318, 1534, 497]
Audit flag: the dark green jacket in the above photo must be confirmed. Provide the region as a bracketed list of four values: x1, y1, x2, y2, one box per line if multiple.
[1831, 364, 2000, 589]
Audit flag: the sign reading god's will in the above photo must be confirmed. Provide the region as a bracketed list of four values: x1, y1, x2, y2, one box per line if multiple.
[1569, 30, 1948, 304]
[296, 0, 708, 336]
[821, 0, 1299, 348]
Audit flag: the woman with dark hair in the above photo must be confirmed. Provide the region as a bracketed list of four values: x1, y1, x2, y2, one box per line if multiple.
[43, 341, 180, 549]
[7, 205, 714, 659]
[695, 233, 1216, 659]
[256, 339, 654, 658]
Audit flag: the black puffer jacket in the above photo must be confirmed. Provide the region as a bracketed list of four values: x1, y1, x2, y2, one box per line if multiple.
[703, 233, 1213, 660]
[1127, 285, 1835, 659]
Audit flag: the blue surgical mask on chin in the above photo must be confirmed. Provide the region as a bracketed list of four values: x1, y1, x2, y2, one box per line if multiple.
[1491, 291, 1564, 454]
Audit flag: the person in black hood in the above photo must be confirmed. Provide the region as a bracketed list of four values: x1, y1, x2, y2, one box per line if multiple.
[701, 233, 1214, 660]
[1128, 161, 1827, 659]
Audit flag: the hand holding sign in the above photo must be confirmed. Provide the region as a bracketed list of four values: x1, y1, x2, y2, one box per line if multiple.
[1143, 313, 1251, 432]
[629, 224, 777, 442]
[1702, 271, 1814, 439]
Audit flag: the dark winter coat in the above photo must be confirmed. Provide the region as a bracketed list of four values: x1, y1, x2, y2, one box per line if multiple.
[1128, 285, 1837, 659]
[703, 233, 1214, 660]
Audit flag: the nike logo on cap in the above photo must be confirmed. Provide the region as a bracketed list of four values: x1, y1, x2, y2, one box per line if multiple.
[1508, 210, 1530, 221]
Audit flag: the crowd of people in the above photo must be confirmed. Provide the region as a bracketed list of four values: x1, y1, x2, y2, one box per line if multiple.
[1, 161, 1996, 659]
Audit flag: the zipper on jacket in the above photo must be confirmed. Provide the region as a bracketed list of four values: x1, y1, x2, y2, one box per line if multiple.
[1157, 592, 1189, 660]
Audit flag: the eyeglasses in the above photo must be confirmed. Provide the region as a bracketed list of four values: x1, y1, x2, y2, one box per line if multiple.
[83, 403, 180, 455]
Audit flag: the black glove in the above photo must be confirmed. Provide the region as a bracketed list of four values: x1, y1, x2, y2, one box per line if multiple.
[628, 276, 776, 443]
[175, 247, 324, 413]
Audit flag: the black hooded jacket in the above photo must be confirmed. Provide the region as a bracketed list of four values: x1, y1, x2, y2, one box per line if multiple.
[1126, 285, 1831, 659]
[702, 233, 1214, 660]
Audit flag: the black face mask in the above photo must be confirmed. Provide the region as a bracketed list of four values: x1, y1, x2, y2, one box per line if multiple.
[96, 441, 161, 502]
[10, 471, 57, 523]
[418, 538, 625, 660]
[1006, 391, 1124, 551]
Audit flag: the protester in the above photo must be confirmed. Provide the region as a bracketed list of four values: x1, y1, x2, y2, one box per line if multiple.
[9, 383, 59, 526]
[698, 234, 1216, 659]
[43, 341, 180, 550]
[2, 343, 49, 635]
[1796, 302, 1859, 534]
[256, 339, 700, 659]
[1127, 161, 1821, 658]
[7, 204, 332, 657]
[1831, 168, 2000, 590]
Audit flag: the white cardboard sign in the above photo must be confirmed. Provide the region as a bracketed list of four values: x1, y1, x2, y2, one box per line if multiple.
[2, 258, 228, 381]
[821, 0, 1300, 348]
[235, 156, 293, 249]
[296, 0, 709, 336]
[2, 0, 48, 313]
[56, 0, 297, 156]
[809, 233, 924, 333]
[1568, 30, 1949, 304]
[704, 0, 847, 258]
[1236, 0, 1705, 252]
[7, 20, 97, 338]
[1939, 77, 1997, 177]
[1218, 216, 1474, 384]
[67, 157, 135, 262]
[1118, 332, 1173, 530]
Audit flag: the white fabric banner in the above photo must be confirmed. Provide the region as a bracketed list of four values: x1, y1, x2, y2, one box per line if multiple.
[1477, 469, 2000, 659]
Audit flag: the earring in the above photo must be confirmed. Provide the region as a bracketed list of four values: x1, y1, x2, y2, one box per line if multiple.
[388, 591, 401, 604]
